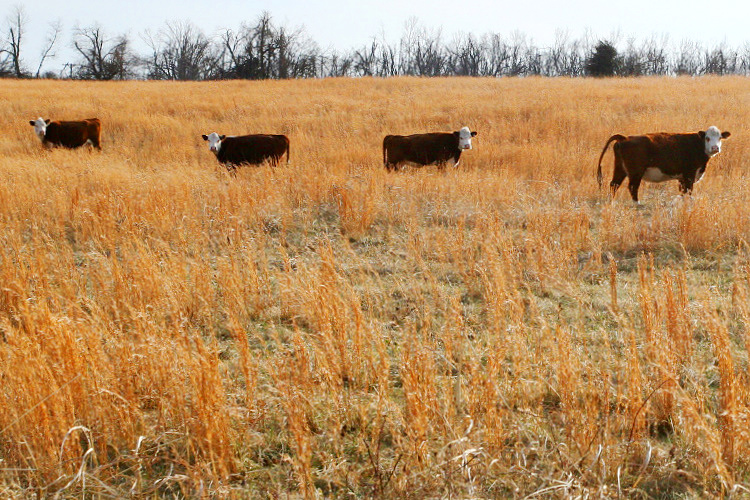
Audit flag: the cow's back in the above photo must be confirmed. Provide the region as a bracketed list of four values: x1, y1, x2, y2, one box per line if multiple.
[384, 132, 457, 165]
[45, 118, 101, 148]
[383, 135, 409, 159]
[619, 132, 703, 167]
[218, 134, 288, 165]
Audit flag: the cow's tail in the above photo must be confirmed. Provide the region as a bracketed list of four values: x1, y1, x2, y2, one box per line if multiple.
[382, 136, 390, 168]
[597, 134, 627, 188]
[286, 138, 290, 163]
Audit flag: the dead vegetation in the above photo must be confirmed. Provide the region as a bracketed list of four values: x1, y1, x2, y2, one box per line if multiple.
[1, 76, 750, 497]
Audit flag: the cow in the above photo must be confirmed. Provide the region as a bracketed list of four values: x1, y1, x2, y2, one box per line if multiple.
[29, 117, 102, 150]
[202, 132, 290, 173]
[597, 126, 731, 202]
[383, 127, 477, 171]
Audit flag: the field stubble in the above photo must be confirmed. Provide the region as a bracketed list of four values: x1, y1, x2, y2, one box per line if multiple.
[1, 77, 750, 497]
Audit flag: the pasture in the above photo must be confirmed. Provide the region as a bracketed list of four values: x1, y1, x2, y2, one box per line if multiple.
[1, 76, 750, 497]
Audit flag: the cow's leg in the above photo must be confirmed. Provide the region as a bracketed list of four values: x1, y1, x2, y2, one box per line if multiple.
[90, 137, 102, 151]
[627, 175, 643, 203]
[609, 152, 627, 197]
[679, 171, 696, 195]
[451, 153, 461, 169]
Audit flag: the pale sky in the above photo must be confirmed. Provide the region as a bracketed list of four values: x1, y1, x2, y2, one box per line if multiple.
[10, 0, 750, 74]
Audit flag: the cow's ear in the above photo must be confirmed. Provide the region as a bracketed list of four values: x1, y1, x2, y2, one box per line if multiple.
[471, 131, 477, 137]
[202, 135, 208, 141]
[44, 119, 51, 125]
[220, 135, 226, 140]
[29, 121, 35, 126]
[722, 131, 731, 139]
[698, 131, 706, 139]
[453, 131, 460, 137]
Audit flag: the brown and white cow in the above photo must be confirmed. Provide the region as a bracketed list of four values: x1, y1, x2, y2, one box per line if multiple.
[202, 132, 290, 173]
[383, 127, 477, 171]
[30, 117, 102, 150]
[597, 126, 731, 202]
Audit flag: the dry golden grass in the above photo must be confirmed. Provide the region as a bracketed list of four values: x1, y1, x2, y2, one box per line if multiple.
[1, 76, 750, 497]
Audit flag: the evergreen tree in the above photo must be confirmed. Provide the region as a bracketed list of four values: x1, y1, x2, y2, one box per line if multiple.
[586, 40, 618, 76]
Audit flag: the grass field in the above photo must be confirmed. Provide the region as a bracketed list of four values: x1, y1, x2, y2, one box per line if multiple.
[1, 76, 750, 497]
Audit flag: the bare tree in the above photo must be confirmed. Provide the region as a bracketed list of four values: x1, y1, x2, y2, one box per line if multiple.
[397, 17, 419, 75]
[172, 19, 750, 79]
[744, 46, 750, 74]
[352, 41, 379, 76]
[524, 41, 543, 75]
[287, 32, 323, 78]
[218, 27, 249, 78]
[144, 21, 221, 80]
[0, 5, 26, 77]
[253, 13, 274, 78]
[323, 50, 353, 77]
[378, 42, 398, 77]
[73, 26, 134, 80]
[675, 40, 701, 76]
[414, 30, 446, 77]
[545, 31, 570, 76]
[703, 42, 736, 75]
[640, 34, 669, 75]
[217, 13, 322, 79]
[448, 33, 484, 76]
[34, 20, 62, 78]
[618, 37, 642, 76]
[5, 11, 747, 80]
[506, 32, 528, 76]
[218, 22, 266, 79]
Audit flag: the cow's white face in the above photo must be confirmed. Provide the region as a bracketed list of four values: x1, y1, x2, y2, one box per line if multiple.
[202, 132, 226, 154]
[456, 127, 477, 150]
[703, 126, 730, 156]
[29, 117, 49, 141]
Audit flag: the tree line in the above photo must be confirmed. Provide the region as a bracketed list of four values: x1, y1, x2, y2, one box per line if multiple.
[2, 6, 750, 80]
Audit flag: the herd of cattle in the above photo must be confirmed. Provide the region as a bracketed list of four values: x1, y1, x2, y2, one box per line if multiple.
[29, 117, 731, 202]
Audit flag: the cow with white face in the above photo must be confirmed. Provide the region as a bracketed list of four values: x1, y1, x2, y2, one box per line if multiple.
[703, 125, 727, 156]
[203, 132, 226, 154]
[201, 132, 290, 173]
[382, 126, 478, 171]
[457, 126, 476, 150]
[597, 125, 731, 202]
[31, 117, 49, 142]
[29, 117, 102, 150]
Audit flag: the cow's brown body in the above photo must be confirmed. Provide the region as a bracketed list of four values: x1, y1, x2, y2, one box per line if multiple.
[212, 134, 290, 170]
[38, 118, 102, 150]
[383, 132, 471, 171]
[597, 130, 728, 202]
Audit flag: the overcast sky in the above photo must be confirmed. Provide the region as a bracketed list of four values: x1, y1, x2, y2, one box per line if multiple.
[11, 0, 750, 74]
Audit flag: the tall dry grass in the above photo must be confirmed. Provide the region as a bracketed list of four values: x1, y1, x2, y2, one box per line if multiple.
[1, 76, 750, 497]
